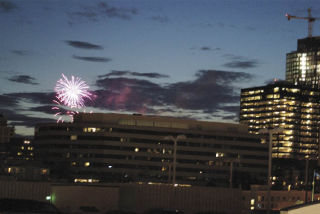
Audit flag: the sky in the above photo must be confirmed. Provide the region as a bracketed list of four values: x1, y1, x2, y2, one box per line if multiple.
[0, 0, 319, 136]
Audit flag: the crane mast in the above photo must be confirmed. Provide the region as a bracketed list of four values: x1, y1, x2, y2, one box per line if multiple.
[286, 8, 320, 38]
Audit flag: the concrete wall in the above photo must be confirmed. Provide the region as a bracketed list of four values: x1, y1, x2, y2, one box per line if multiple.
[0, 180, 50, 201]
[51, 184, 119, 214]
[280, 202, 320, 214]
[0, 181, 242, 214]
[119, 184, 242, 214]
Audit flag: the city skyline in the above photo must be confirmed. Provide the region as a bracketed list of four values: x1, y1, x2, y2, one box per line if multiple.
[0, 0, 319, 136]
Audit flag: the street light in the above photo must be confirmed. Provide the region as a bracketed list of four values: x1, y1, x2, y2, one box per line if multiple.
[164, 135, 187, 185]
[259, 127, 284, 214]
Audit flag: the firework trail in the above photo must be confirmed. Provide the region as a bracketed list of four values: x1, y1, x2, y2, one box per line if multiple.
[52, 74, 93, 123]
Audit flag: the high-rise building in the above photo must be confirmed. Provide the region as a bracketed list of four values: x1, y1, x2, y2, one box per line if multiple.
[0, 114, 14, 144]
[240, 81, 320, 159]
[239, 82, 320, 190]
[286, 37, 320, 87]
[240, 36, 320, 189]
[34, 113, 267, 188]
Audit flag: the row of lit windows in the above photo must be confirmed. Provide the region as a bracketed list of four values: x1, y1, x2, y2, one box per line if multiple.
[241, 90, 264, 96]
[242, 88, 320, 97]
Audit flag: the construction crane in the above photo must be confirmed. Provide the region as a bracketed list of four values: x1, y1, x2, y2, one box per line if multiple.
[286, 8, 320, 38]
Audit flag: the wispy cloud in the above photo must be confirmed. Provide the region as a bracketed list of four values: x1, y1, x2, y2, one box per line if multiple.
[4, 92, 54, 105]
[8, 75, 39, 85]
[99, 70, 169, 79]
[0, 108, 55, 128]
[200, 46, 221, 51]
[73, 55, 111, 63]
[0, 1, 17, 13]
[151, 16, 169, 23]
[68, 1, 138, 23]
[222, 54, 260, 69]
[11, 50, 30, 56]
[65, 40, 103, 50]
[223, 60, 259, 69]
[0, 94, 18, 107]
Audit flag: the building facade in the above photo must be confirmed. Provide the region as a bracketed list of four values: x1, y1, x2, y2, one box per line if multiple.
[242, 186, 320, 213]
[240, 82, 320, 160]
[0, 114, 14, 144]
[286, 37, 320, 87]
[34, 113, 268, 188]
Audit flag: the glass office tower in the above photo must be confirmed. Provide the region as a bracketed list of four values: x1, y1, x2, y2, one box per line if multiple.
[286, 37, 320, 87]
[240, 82, 320, 159]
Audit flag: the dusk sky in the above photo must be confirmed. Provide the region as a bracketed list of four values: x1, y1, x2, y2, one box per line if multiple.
[0, 0, 319, 136]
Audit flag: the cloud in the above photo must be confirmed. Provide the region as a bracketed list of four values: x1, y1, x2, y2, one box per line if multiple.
[65, 40, 103, 50]
[165, 70, 252, 110]
[223, 54, 244, 60]
[0, 94, 18, 107]
[223, 60, 259, 69]
[0, 108, 55, 128]
[0, 70, 252, 135]
[99, 70, 169, 78]
[73, 55, 111, 63]
[217, 22, 237, 29]
[0, 1, 17, 13]
[5, 92, 54, 105]
[68, 1, 138, 23]
[11, 50, 30, 56]
[0, 92, 56, 130]
[200, 46, 221, 51]
[222, 105, 240, 114]
[94, 77, 165, 112]
[245, 26, 256, 31]
[29, 105, 55, 115]
[151, 16, 169, 23]
[94, 70, 252, 116]
[8, 75, 39, 85]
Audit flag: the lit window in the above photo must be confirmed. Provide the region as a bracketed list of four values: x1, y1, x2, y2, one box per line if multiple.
[70, 135, 77, 141]
[251, 199, 255, 205]
[216, 152, 225, 157]
[88, 127, 99, 132]
[41, 169, 48, 175]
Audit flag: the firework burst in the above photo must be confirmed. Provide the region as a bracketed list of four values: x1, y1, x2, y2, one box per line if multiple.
[55, 74, 92, 108]
[52, 74, 93, 123]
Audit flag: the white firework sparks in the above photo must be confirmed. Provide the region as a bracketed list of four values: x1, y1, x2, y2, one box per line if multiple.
[54, 74, 92, 108]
